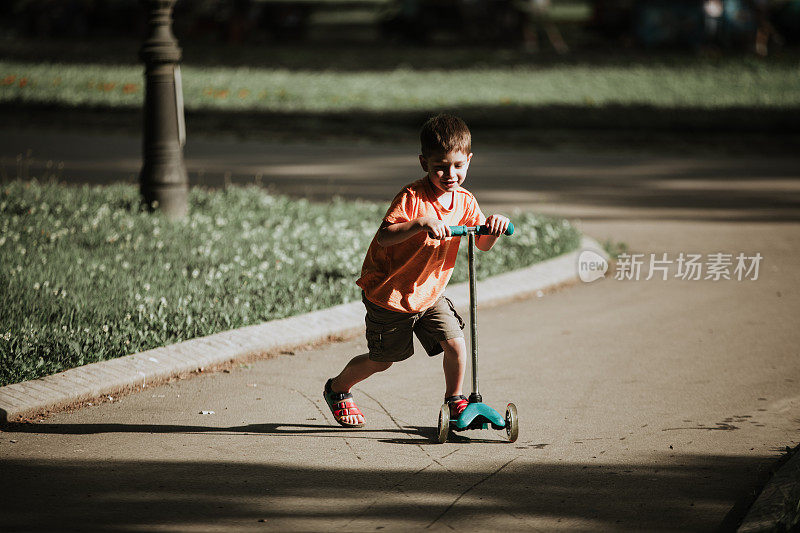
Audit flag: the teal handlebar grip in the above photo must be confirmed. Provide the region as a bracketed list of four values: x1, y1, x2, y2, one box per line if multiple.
[449, 222, 514, 237]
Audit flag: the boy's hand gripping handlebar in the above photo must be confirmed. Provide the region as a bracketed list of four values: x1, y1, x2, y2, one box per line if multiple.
[449, 222, 515, 237]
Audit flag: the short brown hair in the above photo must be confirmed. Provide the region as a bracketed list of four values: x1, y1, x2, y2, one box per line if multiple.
[420, 114, 471, 157]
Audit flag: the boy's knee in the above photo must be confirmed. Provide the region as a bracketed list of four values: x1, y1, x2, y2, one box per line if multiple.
[441, 337, 466, 357]
[371, 360, 393, 372]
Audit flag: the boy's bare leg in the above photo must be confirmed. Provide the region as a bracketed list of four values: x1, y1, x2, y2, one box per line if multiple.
[441, 337, 467, 398]
[331, 354, 393, 392]
[330, 354, 392, 426]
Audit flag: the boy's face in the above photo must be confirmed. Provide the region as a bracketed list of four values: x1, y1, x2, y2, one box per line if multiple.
[419, 150, 472, 194]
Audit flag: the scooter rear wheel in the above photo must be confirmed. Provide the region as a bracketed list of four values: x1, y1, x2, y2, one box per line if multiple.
[437, 404, 450, 443]
[505, 403, 519, 442]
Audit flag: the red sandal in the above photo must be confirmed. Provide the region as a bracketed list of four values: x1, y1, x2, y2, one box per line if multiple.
[324, 378, 365, 428]
[445, 395, 469, 418]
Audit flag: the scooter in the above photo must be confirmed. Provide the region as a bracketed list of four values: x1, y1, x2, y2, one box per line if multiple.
[437, 223, 519, 443]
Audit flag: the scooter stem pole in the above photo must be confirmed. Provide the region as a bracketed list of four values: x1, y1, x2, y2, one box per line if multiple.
[468, 231, 479, 396]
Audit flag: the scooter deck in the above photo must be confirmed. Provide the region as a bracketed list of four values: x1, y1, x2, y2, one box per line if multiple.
[451, 402, 506, 431]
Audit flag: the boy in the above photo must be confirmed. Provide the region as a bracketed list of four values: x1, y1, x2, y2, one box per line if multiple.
[323, 114, 511, 428]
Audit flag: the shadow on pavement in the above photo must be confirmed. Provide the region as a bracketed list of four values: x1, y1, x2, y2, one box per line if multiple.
[4, 126, 799, 223]
[1, 421, 510, 444]
[1, 420, 426, 437]
[3, 102, 799, 155]
[0, 453, 773, 530]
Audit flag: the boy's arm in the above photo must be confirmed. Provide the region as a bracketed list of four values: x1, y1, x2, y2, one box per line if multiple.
[476, 214, 511, 251]
[377, 217, 450, 247]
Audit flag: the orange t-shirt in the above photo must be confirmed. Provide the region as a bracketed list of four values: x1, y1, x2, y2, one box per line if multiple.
[357, 177, 484, 313]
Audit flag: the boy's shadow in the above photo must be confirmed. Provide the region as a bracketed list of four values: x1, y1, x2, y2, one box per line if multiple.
[3, 421, 508, 444]
[379, 427, 510, 445]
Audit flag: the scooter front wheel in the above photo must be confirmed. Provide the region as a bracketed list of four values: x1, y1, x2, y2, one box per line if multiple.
[505, 403, 519, 442]
[437, 404, 450, 443]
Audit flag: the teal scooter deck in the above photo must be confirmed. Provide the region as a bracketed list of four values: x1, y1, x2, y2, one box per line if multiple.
[438, 398, 518, 442]
[452, 402, 506, 431]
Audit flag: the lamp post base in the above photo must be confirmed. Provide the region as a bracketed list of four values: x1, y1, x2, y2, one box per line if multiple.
[141, 182, 188, 218]
[139, 0, 188, 219]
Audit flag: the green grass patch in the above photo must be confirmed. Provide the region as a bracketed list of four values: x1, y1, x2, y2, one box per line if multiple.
[601, 239, 629, 260]
[0, 180, 581, 386]
[2, 58, 799, 113]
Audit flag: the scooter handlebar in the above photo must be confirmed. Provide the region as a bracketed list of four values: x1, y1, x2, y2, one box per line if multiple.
[449, 222, 514, 237]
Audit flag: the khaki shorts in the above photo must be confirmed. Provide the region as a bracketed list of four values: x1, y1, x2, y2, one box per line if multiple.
[363, 294, 465, 362]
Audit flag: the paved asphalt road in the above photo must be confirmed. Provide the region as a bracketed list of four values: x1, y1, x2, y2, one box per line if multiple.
[1, 128, 799, 531]
[3, 128, 800, 221]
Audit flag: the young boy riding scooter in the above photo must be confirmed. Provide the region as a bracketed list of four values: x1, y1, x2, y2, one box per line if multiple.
[323, 114, 511, 428]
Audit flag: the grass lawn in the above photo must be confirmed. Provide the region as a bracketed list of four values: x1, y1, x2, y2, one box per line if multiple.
[2, 57, 798, 113]
[0, 180, 581, 387]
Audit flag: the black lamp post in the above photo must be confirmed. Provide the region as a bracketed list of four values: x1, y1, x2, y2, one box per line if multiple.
[139, 0, 188, 218]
